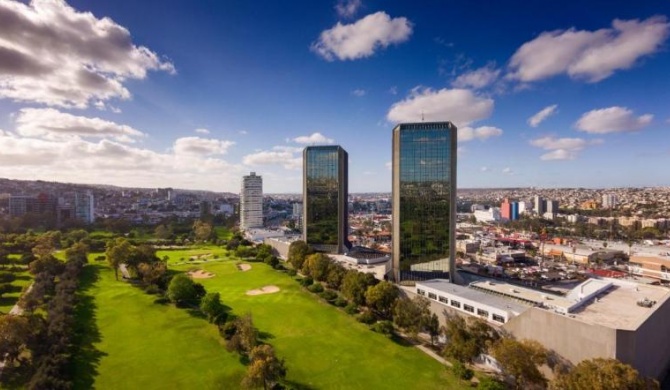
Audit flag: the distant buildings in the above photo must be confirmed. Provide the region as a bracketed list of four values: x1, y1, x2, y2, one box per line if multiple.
[392, 122, 457, 283]
[240, 172, 263, 230]
[303, 145, 349, 254]
[500, 198, 520, 221]
[602, 193, 617, 209]
[74, 192, 95, 223]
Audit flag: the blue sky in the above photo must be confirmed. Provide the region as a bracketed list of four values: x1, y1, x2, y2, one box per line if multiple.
[0, 0, 669, 193]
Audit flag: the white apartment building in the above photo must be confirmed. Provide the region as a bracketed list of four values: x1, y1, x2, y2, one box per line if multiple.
[240, 172, 263, 230]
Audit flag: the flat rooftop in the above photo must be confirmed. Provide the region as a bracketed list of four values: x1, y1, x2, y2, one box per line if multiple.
[570, 280, 670, 330]
[417, 279, 529, 315]
[470, 280, 576, 311]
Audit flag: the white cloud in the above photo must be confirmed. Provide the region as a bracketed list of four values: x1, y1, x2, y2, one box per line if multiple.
[528, 104, 558, 127]
[15, 108, 144, 143]
[480, 166, 489, 172]
[385, 161, 392, 170]
[529, 136, 602, 160]
[195, 128, 210, 134]
[335, 0, 362, 18]
[452, 63, 500, 89]
[0, 0, 174, 108]
[352, 89, 366, 97]
[311, 12, 412, 61]
[387, 87, 494, 126]
[575, 106, 653, 134]
[243, 148, 302, 170]
[238, 130, 248, 135]
[173, 137, 234, 156]
[293, 132, 334, 144]
[0, 131, 245, 191]
[502, 167, 514, 175]
[508, 16, 670, 83]
[388, 86, 398, 95]
[458, 126, 503, 142]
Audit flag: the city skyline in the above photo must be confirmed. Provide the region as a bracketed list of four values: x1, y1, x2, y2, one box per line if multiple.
[1, 0, 670, 192]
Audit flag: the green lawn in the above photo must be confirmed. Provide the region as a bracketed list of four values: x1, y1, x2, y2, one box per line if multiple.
[71, 256, 245, 390]
[0, 266, 31, 314]
[156, 246, 231, 265]
[75, 254, 463, 389]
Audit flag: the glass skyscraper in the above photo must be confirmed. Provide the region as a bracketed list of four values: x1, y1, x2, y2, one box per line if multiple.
[303, 145, 349, 254]
[392, 122, 457, 282]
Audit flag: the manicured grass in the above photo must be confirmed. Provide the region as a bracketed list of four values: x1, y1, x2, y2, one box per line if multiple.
[77, 252, 463, 389]
[71, 256, 245, 390]
[173, 260, 463, 389]
[0, 265, 31, 314]
[156, 246, 231, 265]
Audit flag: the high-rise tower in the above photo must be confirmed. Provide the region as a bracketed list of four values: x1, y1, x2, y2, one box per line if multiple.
[392, 122, 457, 283]
[303, 145, 349, 254]
[240, 172, 263, 230]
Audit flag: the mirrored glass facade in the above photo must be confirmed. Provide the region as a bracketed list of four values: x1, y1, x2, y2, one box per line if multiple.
[392, 122, 457, 282]
[303, 146, 349, 253]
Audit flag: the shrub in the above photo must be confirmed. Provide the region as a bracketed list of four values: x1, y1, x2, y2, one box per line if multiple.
[95, 255, 106, 261]
[287, 269, 297, 277]
[144, 284, 162, 295]
[344, 303, 358, 315]
[320, 290, 338, 302]
[370, 320, 394, 337]
[300, 276, 314, 287]
[308, 282, 324, 293]
[477, 376, 506, 390]
[357, 311, 377, 325]
[0, 272, 16, 284]
[334, 296, 348, 307]
[451, 361, 474, 381]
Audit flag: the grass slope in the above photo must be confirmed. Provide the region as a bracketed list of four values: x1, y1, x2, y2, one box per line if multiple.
[71, 258, 244, 390]
[175, 260, 461, 389]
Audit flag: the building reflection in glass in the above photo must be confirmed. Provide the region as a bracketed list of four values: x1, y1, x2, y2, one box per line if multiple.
[303, 145, 349, 254]
[392, 122, 457, 282]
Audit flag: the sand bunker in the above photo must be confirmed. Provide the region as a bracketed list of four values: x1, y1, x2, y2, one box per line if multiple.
[188, 269, 215, 279]
[189, 253, 212, 260]
[237, 263, 252, 271]
[246, 285, 280, 296]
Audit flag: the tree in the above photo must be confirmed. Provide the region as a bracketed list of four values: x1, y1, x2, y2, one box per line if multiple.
[287, 240, 310, 270]
[426, 313, 440, 346]
[0, 314, 41, 365]
[341, 270, 375, 306]
[444, 316, 499, 363]
[200, 292, 226, 323]
[364, 281, 399, 319]
[241, 344, 287, 390]
[137, 261, 168, 287]
[490, 338, 547, 389]
[393, 296, 430, 337]
[551, 358, 657, 390]
[167, 274, 200, 305]
[105, 237, 133, 280]
[192, 220, 214, 242]
[154, 224, 172, 240]
[226, 314, 259, 355]
[302, 253, 331, 281]
[32, 231, 61, 259]
[326, 262, 346, 290]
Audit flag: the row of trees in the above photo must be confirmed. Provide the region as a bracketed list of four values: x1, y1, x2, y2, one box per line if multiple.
[0, 238, 89, 389]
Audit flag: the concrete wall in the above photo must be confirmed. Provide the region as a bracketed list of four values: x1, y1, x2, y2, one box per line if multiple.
[616, 296, 670, 379]
[504, 308, 617, 363]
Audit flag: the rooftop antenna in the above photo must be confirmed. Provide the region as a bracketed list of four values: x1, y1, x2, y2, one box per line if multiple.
[421, 110, 425, 122]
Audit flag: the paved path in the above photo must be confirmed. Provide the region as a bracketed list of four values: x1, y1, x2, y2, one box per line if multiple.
[119, 263, 130, 279]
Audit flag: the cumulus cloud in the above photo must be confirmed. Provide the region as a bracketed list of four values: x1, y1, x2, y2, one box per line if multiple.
[452, 63, 501, 89]
[293, 132, 334, 144]
[530, 136, 602, 160]
[528, 104, 558, 127]
[0, 0, 175, 108]
[387, 87, 494, 126]
[195, 128, 210, 134]
[575, 106, 653, 134]
[508, 16, 669, 83]
[458, 126, 503, 142]
[15, 108, 144, 143]
[335, 0, 362, 18]
[352, 89, 366, 97]
[173, 137, 234, 156]
[311, 12, 412, 61]
[243, 146, 302, 170]
[0, 130, 245, 191]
